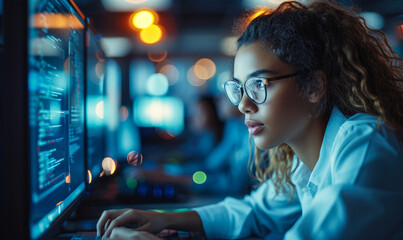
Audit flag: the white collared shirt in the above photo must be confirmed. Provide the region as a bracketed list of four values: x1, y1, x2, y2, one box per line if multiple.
[194, 107, 403, 239]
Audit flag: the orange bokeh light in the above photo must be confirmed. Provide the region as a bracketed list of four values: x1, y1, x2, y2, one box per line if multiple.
[159, 64, 180, 85]
[31, 13, 84, 29]
[65, 174, 71, 184]
[139, 24, 164, 44]
[397, 24, 403, 40]
[148, 50, 168, 62]
[127, 151, 143, 166]
[131, 10, 156, 29]
[120, 106, 129, 121]
[193, 58, 216, 80]
[102, 157, 117, 175]
[187, 66, 206, 87]
[87, 170, 93, 184]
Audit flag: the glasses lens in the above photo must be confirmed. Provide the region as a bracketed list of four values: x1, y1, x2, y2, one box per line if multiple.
[245, 78, 266, 104]
[224, 81, 242, 105]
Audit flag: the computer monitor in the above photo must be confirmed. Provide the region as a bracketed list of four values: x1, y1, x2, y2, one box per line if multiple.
[27, 0, 86, 239]
[85, 22, 106, 182]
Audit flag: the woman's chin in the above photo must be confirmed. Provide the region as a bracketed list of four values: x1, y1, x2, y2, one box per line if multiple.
[252, 135, 279, 150]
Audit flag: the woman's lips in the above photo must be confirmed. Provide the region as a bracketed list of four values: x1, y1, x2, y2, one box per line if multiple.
[245, 120, 265, 135]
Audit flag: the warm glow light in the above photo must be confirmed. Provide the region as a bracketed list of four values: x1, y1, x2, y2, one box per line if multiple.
[193, 58, 216, 80]
[187, 66, 206, 87]
[31, 13, 84, 29]
[250, 9, 265, 21]
[87, 170, 93, 184]
[397, 24, 403, 40]
[148, 50, 168, 62]
[65, 174, 71, 184]
[127, 151, 143, 166]
[120, 106, 129, 121]
[95, 101, 104, 119]
[159, 64, 179, 85]
[132, 10, 155, 29]
[157, 128, 175, 140]
[139, 24, 163, 44]
[56, 201, 63, 206]
[102, 157, 117, 175]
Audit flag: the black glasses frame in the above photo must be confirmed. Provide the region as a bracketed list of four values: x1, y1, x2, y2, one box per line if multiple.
[223, 72, 298, 105]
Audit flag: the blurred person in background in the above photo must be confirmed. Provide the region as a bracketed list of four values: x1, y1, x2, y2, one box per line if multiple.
[96, 1, 403, 239]
[191, 94, 250, 196]
[180, 96, 225, 163]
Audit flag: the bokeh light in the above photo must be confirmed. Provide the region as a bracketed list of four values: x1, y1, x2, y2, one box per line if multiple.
[125, 0, 147, 4]
[146, 73, 169, 96]
[360, 12, 384, 30]
[65, 174, 71, 184]
[139, 24, 163, 44]
[187, 66, 206, 86]
[95, 101, 104, 119]
[193, 171, 207, 184]
[159, 64, 179, 85]
[87, 170, 93, 184]
[397, 24, 403, 40]
[193, 58, 216, 80]
[157, 128, 176, 140]
[102, 157, 117, 175]
[148, 50, 168, 62]
[131, 10, 155, 29]
[120, 106, 129, 121]
[126, 178, 138, 189]
[127, 151, 143, 166]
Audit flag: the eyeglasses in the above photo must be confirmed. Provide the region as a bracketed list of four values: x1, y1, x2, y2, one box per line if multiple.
[223, 72, 298, 105]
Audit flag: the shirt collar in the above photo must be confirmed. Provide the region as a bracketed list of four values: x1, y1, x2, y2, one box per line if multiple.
[308, 107, 347, 189]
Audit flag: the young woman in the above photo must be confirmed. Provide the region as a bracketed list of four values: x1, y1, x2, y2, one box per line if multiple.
[96, 1, 403, 239]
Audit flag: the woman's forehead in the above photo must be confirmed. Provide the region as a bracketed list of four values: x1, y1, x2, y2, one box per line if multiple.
[234, 42, 293, 81]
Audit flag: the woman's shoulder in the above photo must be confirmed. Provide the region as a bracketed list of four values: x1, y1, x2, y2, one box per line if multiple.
[332, 111, 403, 164]
[338, 112, 397, 140]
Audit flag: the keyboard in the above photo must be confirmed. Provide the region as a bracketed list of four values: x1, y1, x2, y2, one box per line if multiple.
[61, 219, 205, 240]
[158, 229, 206, 240]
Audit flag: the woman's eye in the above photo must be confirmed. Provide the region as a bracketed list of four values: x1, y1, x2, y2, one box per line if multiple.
[255, 80, 265, 89]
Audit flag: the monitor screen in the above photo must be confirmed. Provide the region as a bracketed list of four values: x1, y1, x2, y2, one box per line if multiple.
[86, 26, 106, 180]
[28, 0, 86, 239]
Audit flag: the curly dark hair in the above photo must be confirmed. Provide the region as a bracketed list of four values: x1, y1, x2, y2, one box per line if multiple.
[236, 1, 403, 197]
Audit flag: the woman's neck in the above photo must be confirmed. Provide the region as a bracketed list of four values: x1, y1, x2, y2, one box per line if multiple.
[287, 114, 330, 171]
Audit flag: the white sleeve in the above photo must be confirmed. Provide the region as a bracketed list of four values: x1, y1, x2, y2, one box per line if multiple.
[193, 179, 302, 239]
[284, 122, 403, 239]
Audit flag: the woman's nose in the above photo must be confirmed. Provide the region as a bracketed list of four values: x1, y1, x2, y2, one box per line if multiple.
[238, 93, 257, 114]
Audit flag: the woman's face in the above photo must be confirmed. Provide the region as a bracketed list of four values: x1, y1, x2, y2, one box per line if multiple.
[234, 42, 310, 149]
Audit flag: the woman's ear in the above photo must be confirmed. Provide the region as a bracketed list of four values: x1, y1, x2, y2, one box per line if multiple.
[308, 70, 327, 103]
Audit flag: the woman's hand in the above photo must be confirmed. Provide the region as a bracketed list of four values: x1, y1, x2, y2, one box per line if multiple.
[109, 227, 160, 240]
[97, 209, 168, 238]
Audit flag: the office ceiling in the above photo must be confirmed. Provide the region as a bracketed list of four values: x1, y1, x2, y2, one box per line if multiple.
[74, 0, 403, 57]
